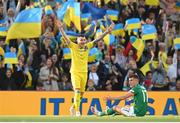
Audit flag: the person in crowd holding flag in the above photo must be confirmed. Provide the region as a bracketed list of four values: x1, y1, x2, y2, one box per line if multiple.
[57, 19, 114, 116]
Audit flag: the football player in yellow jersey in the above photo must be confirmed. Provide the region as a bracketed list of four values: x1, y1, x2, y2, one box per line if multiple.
[57, 20, 114, 116]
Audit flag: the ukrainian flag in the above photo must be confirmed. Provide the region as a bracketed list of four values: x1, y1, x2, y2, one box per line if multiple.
[88, 47, 98, 62]
[104, 34, 115, 46]
[112, 23, 125, 37]
[142, 24, 157, 40]
[81, 13, 91, 22]
[125, 18, 141, 30]
[0, 26, 8, 36]
[145, 0, 159, 6]
[130, 36, 145, 61]
[63, 48, 71, 60]
[4, 52, 18, 64]
[84, 21, 96, 37]
[59, 30, 79, 42]
[63, 6, 72, 27]
[6, 8, 42, 43]
[140, 60, 158, 75]
[99, 21, 106, 31]
[106, 10, 119, 21]
[174, 36, 180, 50]
[45, 5, 53, 15]
[72, 2, 81, 32]
[56, 2, 69, 20]
[95, 29, 103, 39]
[63, 2, 81, 31]
[17, 42, 26, 57]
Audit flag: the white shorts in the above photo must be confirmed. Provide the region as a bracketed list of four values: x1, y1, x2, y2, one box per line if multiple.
[120, 106, 136, 117]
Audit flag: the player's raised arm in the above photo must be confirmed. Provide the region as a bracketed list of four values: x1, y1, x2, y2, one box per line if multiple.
[92, 21, 115, 43]
[105, 91, 134, 101]
[56, 20, 72, 44]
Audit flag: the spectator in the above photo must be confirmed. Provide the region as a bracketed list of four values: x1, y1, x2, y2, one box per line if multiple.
[176, 77, 180, 91]
[58, 73, 72, 91]
[86, 79, 96, 91]
[88, 64, 99, 88]
[144, 71, 153, 90]
[0, 68, 17, 90]
[38, 57, 59, 91]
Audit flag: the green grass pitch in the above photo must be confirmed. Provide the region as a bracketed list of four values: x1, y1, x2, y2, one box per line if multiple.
[0, 115, 180, 122]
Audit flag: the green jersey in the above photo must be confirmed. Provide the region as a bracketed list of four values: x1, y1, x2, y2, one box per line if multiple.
[130, 84, 148, 116]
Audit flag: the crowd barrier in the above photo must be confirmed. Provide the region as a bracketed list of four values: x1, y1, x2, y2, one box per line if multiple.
[0, 91, 179, 115]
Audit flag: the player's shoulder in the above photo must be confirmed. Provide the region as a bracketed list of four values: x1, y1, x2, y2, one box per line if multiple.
[132, 84, 146, 91]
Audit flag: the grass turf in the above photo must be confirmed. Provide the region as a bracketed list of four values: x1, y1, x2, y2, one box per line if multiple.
[0, 115, 179, 122]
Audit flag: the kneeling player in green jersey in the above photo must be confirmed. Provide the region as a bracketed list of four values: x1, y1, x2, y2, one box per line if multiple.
[91, 74, 148, 117]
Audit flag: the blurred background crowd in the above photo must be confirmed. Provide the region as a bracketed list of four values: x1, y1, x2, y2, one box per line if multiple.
[0, 0, 180, 91]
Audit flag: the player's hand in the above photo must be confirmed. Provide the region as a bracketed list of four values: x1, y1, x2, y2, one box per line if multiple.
[56, 20, 64, 29]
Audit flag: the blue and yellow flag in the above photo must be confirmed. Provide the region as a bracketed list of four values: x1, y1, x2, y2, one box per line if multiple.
[84, 21, 96, 37]
[130, 36, 145, 61]
[6, 8, 42, 43]
[63, 6, 72, 27]
[0, 26, 8, 36]
[45, 5, 53, 15]
[81, 13, 91, 22]
[125, 18, 141, 30]
[56, 2, 69, 20]
[112, 23, 125, 37]
[174, 36, 180, 50]
[63, 2, 81, 31]
[140, 60, 158, 75]
[88, 47, 98, 62]
[4, 52, 18, 64]
[145, 0, 159, 6]
[106, 10, 119, 21]
[95, 29, 103, 39]
[63, 48, 71, 60]
[59, 30, 79, 42]
[17, 42, 26, 57]
[142, 24, 157, 40]
[104, 34, 115, 46]
[72, 2, 81, 32]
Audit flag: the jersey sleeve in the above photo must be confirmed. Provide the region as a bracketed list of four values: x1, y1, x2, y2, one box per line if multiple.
[69, 41, 77, 49]
[87, 42, 94, 49]
[130, 86, 139, 95]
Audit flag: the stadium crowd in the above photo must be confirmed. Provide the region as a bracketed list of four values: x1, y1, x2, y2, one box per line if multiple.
[0, 0, 180, 91]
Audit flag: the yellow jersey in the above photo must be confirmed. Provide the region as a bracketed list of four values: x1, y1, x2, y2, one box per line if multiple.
[69, 41, 93, 73]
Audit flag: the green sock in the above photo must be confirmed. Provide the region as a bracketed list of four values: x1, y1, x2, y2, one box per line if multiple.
[105, 108, 116, 115]
[97, 108, 115, 116]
